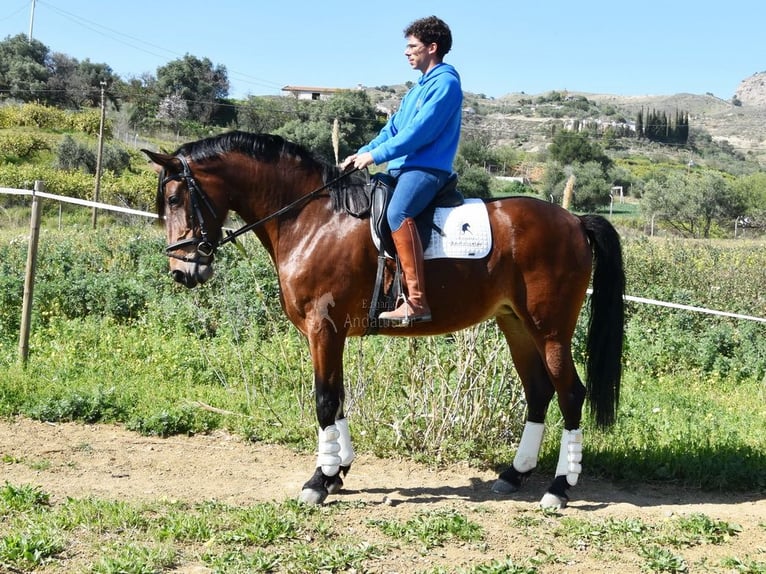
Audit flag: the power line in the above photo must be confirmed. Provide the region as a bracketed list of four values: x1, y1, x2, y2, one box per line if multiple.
[34, 0, 283, 92]
[37, 0, 177, 60]
[0, 2, 28, 23]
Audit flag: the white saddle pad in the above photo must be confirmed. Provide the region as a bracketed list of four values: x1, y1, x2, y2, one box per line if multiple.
[372, 198, 492, 260]
[424, 198, 492, 259]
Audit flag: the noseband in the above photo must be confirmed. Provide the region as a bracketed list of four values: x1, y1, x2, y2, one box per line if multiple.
[159, 155, 359, 265]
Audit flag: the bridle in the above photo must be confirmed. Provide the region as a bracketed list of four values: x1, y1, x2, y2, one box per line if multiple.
[159, 154, 358, 264]
[160, 155, 219, 264]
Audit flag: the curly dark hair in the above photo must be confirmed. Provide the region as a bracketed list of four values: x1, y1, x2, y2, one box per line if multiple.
[404, 16, 452, 58]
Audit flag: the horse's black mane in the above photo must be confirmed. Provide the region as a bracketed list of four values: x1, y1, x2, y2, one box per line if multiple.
[174, 131, 369, 214]
[175, 130, 318, 168]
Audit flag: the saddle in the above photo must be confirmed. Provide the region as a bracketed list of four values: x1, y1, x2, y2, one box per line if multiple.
[363, 172, 464, 335]
[368, 172, 464, 257]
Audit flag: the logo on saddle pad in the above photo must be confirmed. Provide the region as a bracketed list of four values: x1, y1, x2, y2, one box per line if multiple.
[372, 199, 492, 260]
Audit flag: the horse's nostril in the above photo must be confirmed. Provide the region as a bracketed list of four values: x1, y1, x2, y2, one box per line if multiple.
[170, 270, 186, 284]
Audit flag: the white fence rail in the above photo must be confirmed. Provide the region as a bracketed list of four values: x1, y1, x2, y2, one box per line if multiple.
[1, 186, 157, 219]
[623, 294, 765, 324]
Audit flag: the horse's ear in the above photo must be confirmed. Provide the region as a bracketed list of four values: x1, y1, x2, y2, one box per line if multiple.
[141, 149, 175, 174]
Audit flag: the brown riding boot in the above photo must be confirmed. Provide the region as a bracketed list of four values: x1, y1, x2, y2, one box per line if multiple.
[379, 217, 432, 326]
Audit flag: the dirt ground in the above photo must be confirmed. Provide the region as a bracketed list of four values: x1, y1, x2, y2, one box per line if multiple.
[1, 417, 764, 573]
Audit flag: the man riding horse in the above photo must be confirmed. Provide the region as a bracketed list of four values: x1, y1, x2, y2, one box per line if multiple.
[342, 15, 462, 327]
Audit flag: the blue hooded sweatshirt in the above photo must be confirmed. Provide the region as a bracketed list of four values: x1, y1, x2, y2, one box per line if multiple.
[359, 62, 462, 173]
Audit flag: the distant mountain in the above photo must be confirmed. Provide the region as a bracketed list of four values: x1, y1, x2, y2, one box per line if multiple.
[734, 71, 766, 106]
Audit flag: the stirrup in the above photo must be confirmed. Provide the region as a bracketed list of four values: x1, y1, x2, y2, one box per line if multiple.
[392, 312, 432, 327]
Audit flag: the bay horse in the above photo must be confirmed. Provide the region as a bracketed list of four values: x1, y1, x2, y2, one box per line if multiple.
[143, 131, 625, 509]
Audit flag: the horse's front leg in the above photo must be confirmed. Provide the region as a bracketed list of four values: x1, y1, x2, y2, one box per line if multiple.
[298, 327, 356, 505]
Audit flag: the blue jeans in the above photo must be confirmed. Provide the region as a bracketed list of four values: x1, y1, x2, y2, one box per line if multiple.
[387, 168, 452, 231]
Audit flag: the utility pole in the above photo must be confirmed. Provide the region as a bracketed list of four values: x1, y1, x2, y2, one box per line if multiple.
[91, 81, 107, 228]
[28, 0, 36, 41]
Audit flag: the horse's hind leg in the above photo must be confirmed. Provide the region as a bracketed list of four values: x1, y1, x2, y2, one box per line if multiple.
[538, 337, 586, 509]
[492, 313, 586, 509]
[492, 314, 555, 493]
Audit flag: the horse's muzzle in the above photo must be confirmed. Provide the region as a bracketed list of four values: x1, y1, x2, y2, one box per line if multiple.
[169, 262, 214, 288]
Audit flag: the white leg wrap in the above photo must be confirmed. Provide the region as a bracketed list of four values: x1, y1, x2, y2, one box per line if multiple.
[316, 425, 342, 476]
[336, 418, 355, 466]
[512, 421, 545, 473]
[555, 428, 583, 486]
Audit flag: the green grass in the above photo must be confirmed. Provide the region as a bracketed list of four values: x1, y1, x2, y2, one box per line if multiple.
[0, 482, 50, 514]
[369, 508, 484, 549]
[0, 494, 384, 573]
[584, 371, 766, 489]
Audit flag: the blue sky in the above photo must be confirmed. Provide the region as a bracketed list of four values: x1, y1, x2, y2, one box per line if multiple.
[2, 0, 764, 100]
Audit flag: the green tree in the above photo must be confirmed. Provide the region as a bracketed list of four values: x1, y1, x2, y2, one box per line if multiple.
[237, 96, 291, 133]
[455, 164, 492, 199]
[320, 90, 382, 158]
[275, 91, 380, 162]
[541, 160, 566, 203]
[118, 73, 160, 130]
[544, 131, 613, 211]
[642, 170, 745, 237]
[493, 145, 523, 175]
[638, 107, 689, 145]
[548, 130, 611, 169]
[1, 34, 119, 109]
[733, 172, 766, 225]
[275, 118, 333, 160]
[570, 161, 614, 211]
[458, 133, 493, 167]
[156, 54, 229, 124]
[542, 160, 613, 211]
[0, 34, 50, 102]
[46, 54, 119, 109]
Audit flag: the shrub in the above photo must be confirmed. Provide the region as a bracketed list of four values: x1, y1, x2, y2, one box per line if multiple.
[491, 179, 534, 197]
[54, 136, 131, 175]
[621, 237, 766, 382]
[101, 143, 131, 173]
[456, 165, 492, 198]
[0, 132, 50, 160]
[0, 161, 156, 205]
[0, 103, 109, 136]
[56, 135, 96, 173]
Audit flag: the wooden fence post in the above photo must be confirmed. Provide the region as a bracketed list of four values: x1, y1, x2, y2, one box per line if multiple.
[18, 180, 44, 365]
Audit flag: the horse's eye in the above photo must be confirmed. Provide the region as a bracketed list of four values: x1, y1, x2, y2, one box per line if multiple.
[167, 194, 181, 207]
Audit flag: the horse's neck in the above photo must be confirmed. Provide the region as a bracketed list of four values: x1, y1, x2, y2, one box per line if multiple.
[239, 173, 330, 266]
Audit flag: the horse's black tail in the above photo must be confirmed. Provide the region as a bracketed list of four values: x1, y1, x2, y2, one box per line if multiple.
[580, 214, 625, 429]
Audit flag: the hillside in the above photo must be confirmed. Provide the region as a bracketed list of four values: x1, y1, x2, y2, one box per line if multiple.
[485, 89, 765, 161]
[367, 72, 766, 163]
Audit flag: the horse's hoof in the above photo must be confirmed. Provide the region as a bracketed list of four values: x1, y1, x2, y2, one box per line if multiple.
[539, 491, 568, 509]
[326, 477, 343, 495]
[298, 488, 328, 505]
[491, 478, 520, 495]
[326, 464, 350, 495]
[492, 466, 531, 495]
